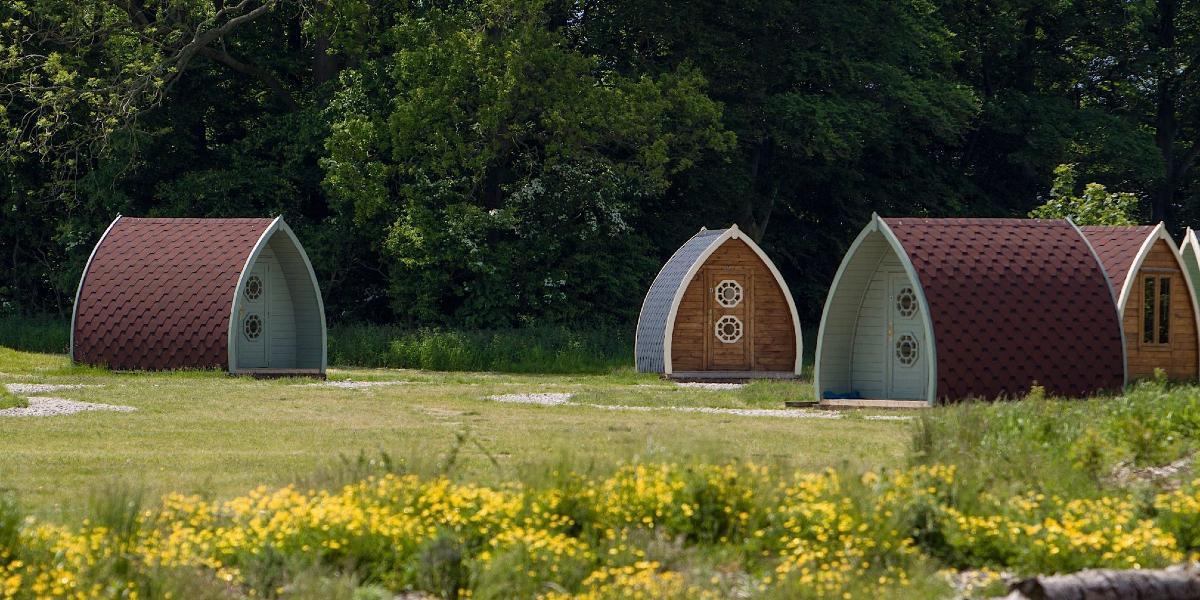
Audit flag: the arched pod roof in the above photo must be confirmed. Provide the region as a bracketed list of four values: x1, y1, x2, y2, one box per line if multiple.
[1081, 224, 1198, 314]
[818, 216, 1125, 402]
[1182, 228, 1200, 293]
[71, 217, 319, 371]
[635, 225, 802, 375]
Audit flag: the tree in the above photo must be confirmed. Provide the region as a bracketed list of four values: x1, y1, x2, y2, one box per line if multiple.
[567, 0, 979, 315]
[1029, 164, 1139, 225]
[322, 0, 733, 326]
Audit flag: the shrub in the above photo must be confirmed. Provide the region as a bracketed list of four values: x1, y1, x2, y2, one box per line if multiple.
[328, 324, 632, 373]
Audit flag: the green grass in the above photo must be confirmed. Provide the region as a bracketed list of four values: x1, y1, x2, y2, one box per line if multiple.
[0, 385, 26, 409]
[1, 315, 635, 374]
[912, 378, 1200, 501]
[9, 343, 1200, 596]
[328, 323, 634, 373]
[0, 349, 907, 518]
[0, 314, 69, 355]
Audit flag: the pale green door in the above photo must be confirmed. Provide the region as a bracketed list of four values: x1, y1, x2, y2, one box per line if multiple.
[886, 273, 925, 399]
[237, 264, 269, 369]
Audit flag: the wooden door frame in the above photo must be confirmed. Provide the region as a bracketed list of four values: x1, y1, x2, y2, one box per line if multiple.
[703, 266, 753, 371]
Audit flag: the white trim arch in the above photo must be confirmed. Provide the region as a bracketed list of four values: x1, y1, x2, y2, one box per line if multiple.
[813, 214, 937, 405]
[660, 224, 803, 375]
[1135, 223, 1200, 376]
[227, 217, 328, 374]
[1070, 218, 1130, 388]
[70, 215, 122, 363]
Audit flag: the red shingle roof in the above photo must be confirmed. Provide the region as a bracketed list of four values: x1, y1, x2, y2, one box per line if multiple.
[883, 218, 1125, 401]
[1079, 226, 1156, 299]
[72, 218, 274, 370]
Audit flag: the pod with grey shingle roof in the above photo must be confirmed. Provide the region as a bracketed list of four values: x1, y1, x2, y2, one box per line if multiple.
[635, 225, 802, 380]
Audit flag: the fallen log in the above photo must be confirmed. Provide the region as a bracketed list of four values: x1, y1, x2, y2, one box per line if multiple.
[1010, 564, 1200, 599]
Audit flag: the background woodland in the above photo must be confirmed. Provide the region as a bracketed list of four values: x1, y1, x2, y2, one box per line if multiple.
[3, 0, 1198, 328]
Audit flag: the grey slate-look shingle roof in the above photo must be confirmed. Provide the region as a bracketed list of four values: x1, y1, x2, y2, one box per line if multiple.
[635, 228, 728, 373]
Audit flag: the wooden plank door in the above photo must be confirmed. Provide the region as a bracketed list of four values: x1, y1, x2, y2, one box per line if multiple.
[705, 268, 753, 371]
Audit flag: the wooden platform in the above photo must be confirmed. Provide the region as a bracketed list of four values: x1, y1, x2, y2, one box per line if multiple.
[233, 368, 326, 380]
[670, 371, 798, 382]
[819, 398, 928, 408]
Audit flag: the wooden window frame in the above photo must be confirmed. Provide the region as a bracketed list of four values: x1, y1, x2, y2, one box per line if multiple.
[1140, 274, 1173, 348]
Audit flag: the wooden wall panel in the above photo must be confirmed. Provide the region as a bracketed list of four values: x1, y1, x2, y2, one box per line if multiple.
[1124, 240, 1200, 381]
[670, 238, 796, 372]
[671, 272, 707, 371]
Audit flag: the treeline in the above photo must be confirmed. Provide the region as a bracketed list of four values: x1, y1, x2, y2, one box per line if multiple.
[2, 0, 1198, 327]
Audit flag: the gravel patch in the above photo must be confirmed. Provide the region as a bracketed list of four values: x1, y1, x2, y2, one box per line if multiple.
[488, 393, 574, 406]
[5, 383, 95, 394]
[581, 403, 845, 419]
[314, 380, 413, 389]
[481, 390, 909, 420]
[675, 382, 745, 390]
[0, 396, 135, 417]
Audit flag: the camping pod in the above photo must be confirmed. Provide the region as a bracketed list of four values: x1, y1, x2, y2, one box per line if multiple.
[1080, 224, 1200, 381]
[815, 216, 1126, 406]
[635, 225, 802, 379]
[1179, 228, 1200, 324]
[71, 216, 327, 377]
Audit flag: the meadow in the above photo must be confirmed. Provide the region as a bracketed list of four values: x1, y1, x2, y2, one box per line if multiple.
[5, 341, 1200, 598]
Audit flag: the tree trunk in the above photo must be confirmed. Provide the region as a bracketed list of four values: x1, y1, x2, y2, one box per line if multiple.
[1013, 566, 1200, 599]
[1152, 0, 1179, 225]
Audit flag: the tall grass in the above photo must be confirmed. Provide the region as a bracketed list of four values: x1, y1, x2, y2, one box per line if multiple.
[0, 315, 633, 374]
[912, 378, 1200, 500]
[0, 314, 69, 354]
[328, 323, 632, 373]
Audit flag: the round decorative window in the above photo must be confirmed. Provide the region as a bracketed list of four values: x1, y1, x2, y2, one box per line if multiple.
[715, 280, 743, 308]
[243, 314, 263, 341]
[895, 334, 918, 367]
[896, 287, 917, 318]
[714, 315, 744, 344]
[244, 275, 263, 301]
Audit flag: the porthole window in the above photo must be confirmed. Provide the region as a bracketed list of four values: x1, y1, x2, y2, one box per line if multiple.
[243, 314, 263, 341]
[714, 315, 743, 344]
[715, 280, 743, 308]
[244, 275, 263, 301]
[896, 287, 917, 318]
[895, 334, 918, 367]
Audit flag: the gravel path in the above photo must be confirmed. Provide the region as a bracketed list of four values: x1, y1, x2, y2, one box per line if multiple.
[5, 383, 95, 394]
[675, 382, 745, 390]
[487, 393, 574, 406]
[577, 403, 917, 420]
[313, 380, 413, 389]
[0, 396, 135, 417]
[482, 392, 910, 420]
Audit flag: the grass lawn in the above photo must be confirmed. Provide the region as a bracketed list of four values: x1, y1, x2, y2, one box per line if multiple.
[0, 348, 910, 518]
[10, 346, 1200, 598]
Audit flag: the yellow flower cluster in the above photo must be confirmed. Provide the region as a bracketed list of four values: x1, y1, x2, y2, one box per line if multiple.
[937, 492, 1180, 572]
[541, 561, 721, 600]
[0, 462, 1194, 599]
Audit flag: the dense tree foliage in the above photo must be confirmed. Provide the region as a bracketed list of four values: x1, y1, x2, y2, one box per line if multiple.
[1, 0, 1198, 327]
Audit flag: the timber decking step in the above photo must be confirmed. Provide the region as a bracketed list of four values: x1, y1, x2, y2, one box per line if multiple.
[819, 398, 927, 408]
[669, 371, 798, 382]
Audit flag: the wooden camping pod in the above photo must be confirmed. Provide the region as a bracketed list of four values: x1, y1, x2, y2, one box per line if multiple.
[634, 225, 802, 379]
[1082, 224, 1200, 381]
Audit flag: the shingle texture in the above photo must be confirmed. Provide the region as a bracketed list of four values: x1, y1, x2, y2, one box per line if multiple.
[635, 228, 727, 373]
[1080, 226, 1156, 300]
[883, 218, 1125, 401]
[72, 217, 273, 370]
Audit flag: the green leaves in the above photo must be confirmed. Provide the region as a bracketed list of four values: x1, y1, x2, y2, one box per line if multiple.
[322, 0, 731, 326]
[1029, 164, 1139, 225]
